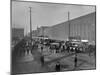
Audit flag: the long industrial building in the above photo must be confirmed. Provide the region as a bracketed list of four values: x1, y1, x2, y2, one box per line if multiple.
[33, 12, 96, 44]
[44, 12, 95, 42]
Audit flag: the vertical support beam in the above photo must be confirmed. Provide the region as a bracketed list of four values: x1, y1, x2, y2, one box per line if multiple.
[80, 22, 81, 40]
[88, 24, 89, 41]
[42, 27, 44, 40]
[84, 24, 85, 40]
[29, 7, 32, 46]
[68, 11, 70, 39]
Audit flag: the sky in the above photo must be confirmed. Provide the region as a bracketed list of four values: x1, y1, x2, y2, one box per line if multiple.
[12, 1, 95, 35]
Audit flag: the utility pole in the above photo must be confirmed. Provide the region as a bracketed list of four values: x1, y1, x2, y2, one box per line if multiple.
[29, 7, 32, 46]
[68, 11, 70, 40]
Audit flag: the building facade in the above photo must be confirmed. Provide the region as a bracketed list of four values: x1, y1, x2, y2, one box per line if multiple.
[12, 28, 24, 45]
[44, 12, 96, 43]
[32, 12, 96, 44]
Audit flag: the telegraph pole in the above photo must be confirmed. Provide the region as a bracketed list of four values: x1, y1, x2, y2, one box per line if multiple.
[68, 11, 70, 40]
[29, 7, 32, 46]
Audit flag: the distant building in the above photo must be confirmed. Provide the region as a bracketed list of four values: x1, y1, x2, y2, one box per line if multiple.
[32, 30, 38, 37]
[31, 12, 96, 44]
[12, 28, 24, 45]
[32, 26, 50, 37]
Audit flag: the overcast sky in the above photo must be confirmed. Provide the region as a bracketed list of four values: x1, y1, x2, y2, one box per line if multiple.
[12, 1, 95, 35]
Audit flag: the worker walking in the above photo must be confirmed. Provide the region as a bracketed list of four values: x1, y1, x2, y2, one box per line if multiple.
[55, 62, 61, 72]
[40, 55, 44, 66]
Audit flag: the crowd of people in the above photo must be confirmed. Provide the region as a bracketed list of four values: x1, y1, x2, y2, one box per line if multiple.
[12, 37, 96, 71]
